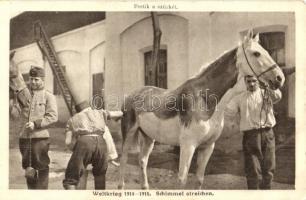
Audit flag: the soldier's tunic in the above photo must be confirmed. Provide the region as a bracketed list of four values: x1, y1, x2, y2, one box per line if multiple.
[19, 89, 58, 170]
[19, 88, 57, 190]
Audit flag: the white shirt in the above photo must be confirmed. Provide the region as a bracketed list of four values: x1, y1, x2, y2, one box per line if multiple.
[66, 108, 109, 134]
[225, 88, 282, 131]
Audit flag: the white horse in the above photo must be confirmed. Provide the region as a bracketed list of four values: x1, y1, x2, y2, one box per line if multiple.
[9, 51, 32, 119]
[118, 30, 285, 189]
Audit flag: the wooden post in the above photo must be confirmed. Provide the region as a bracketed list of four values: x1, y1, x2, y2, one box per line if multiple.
[150, 12, 162, 86]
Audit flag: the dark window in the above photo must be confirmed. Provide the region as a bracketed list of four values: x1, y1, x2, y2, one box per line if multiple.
[259, 32, 285, 67]
[92, 72, 104, 109]
[53, 66, 66, 95]
[144, 49, 167, 88]
[259, 32, 289, 118]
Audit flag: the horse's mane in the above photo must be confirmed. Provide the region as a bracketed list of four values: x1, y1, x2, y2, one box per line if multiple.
[173, 47, 238, 93]
[190, 47, 238, 80]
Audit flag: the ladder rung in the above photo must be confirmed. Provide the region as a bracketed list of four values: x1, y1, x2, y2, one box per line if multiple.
[57, 73, 64, 77]
[61, 83, 68, 88]
[57, 70, 64, 75]
[63, 88, 70, 93]
[64, 95, 71, 100]
[57, 77, 65, 82]
[63, 89, 70, 93]
[49, 58, 56, 63]
[58, 72, 64, 76]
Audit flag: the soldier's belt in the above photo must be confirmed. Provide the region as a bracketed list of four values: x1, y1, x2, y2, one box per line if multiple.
[76, 130, 104, 137]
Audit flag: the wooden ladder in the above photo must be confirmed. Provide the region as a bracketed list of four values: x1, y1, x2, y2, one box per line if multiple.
[34, 21, 75, 116]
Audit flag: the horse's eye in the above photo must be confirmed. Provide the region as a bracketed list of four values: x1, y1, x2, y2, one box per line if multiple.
[253, 51, 261, 57]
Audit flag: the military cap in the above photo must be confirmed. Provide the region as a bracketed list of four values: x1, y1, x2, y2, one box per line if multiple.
[29, 66, 45, 77]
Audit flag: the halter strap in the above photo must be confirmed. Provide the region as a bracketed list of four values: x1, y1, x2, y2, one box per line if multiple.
[242, 44, 277, 79]
[257, 64, 278, 77]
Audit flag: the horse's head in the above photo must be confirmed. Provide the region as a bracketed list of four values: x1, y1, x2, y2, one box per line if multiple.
[237, 30, 285, 90]
[10, 51, 19, 79]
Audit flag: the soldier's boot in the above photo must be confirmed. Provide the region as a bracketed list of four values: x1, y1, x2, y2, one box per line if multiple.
[94, 174, 106, 189]
[76, 170, 88, 190]
[37, 168, 49, 189]
[64, 185, 77, 190]
[26, 178, 38, 189]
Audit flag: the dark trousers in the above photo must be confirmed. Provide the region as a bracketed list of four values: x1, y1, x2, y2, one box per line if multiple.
[19, 138, 50, 170]
[242, 128, 275, 189]
[19, 138, 50, 189]
[63, 135, 108, 189]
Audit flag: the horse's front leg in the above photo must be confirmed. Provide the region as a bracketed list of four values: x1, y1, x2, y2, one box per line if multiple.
[195, 143, 215, 189]
[138, 131, 154, 189]
[177, 142, 196, 189]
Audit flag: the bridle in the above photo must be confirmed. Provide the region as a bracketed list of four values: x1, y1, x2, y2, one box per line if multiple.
[242, 44, 278, 81]
[242, 44, 276, 129]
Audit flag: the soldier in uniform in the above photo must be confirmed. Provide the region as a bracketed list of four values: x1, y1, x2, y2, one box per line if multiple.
[19, 66, 58, 189]
[62, 101, 122, 190]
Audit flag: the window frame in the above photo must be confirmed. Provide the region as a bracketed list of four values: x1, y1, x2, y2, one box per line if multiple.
[144, 49, 168, 89]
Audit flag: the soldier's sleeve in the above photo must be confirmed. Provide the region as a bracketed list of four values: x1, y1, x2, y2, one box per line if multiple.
[108, 110, 123, 120]
[34, 92, 58, 129]
[268, 89, 282, 104]
[99, 109, 123, 120]
[99, 109, 111, 120]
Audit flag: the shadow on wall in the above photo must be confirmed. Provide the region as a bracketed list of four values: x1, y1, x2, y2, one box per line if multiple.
[55, 96, 71, 122]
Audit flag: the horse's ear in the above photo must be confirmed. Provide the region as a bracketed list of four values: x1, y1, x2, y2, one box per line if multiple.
[244, 29, 253, 44]
[246, 29, 254, 40]
[253, 33, 260, 43]
[10, 51, 16, 60]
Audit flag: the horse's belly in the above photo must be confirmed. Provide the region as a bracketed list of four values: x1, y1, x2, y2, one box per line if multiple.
[180, 118, 224, 146]
[138, 113, 180, 145]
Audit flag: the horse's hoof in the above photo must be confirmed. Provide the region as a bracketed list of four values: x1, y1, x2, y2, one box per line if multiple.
[141, 185, 149, 190]
[196, 185, 202, 190]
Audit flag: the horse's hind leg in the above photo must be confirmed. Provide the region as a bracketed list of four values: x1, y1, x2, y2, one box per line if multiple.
[138, 129, 154, 189]
[118, 125, 138, 189]
[195, 143, 215, 189]
[177, 142, 196, 189]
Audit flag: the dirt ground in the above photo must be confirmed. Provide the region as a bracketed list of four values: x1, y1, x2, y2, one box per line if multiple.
[9, 124, 295, 190]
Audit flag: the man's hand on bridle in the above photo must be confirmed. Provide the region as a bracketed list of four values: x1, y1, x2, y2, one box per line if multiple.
[25, 122, 35, 130]
[259, 81, 269, 89]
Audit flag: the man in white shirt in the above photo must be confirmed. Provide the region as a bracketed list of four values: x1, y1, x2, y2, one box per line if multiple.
[225, 75, 282, 189]
[62, 101, 122, 190]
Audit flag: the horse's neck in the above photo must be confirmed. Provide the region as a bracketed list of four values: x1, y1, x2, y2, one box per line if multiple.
[10, 74, 27, 91]
[211, 73, 246, 121]
[220, 76, 245, 107]
[10, 73, 31, 112]
[192, 48, 239, 115]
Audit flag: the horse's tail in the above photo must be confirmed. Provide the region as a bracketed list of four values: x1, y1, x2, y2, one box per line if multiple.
[121, 95, 137, 145]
